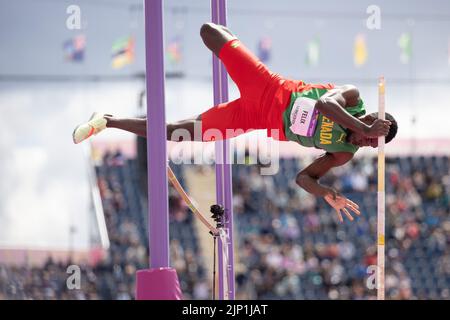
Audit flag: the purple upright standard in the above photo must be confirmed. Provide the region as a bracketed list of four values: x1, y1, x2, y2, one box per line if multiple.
[211, 0, 235, 300]
[136, 0, 182, 300]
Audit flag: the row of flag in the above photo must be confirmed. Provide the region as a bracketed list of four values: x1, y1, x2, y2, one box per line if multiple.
[306, 32, 413, 67]
[256, 33, 413, 67]
[261, 32, 413, 67]
[63, 34, 181, 69]
[352, 32, 412, 67]
[63, 32, 440, 69]
[64, 34, 136, 69]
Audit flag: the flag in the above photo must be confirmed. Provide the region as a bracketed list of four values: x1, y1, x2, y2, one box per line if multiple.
[354, 33, 368, 67]
[305, 36, 320, 66]
[63, 34, 86, 62]
[447, 38, 450, 66]
[398, 32, 412, 64]
[166, 36, 182, 65]
[257, 36, 272, 63]
[111, 36, 135, 69]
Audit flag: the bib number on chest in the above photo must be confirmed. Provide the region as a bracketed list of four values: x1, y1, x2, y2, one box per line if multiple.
[289, 97, 319, 137]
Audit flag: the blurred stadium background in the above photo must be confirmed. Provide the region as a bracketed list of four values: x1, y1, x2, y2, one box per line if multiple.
[0, 0, 449, 300]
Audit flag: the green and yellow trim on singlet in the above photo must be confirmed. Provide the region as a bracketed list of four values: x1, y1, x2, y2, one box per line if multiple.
[282, 87, 366, 154]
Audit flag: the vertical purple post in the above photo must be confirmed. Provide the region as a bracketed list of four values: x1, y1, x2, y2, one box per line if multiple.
[211, 0, 235, 300]
[136, 0, 182, 300]
[145, 0, 168, 272]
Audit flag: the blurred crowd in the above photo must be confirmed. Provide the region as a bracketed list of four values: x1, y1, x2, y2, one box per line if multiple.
[233, 156, 449, 299]
[0, 154, 448, 300]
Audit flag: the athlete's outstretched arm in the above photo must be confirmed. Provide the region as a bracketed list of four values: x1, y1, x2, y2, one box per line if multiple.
[296, 152, 360, 222]
[315, 85, 390, 137]
[296, 152, 352, 197]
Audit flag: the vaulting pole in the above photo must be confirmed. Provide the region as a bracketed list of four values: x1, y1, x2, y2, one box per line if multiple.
[377, 76, 386, 300]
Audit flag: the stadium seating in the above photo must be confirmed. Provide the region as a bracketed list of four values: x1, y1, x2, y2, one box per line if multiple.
[0, 154, 448, 300]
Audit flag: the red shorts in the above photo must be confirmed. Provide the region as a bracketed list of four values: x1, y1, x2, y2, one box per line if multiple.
[200, 39, 334, 142]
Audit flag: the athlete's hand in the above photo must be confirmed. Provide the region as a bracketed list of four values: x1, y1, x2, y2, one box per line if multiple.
[324, 189, 361, 223]
[365, 119, 391, 137]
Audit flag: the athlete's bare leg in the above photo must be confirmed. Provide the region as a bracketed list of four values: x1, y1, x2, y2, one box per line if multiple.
[104, 115, 202, 142]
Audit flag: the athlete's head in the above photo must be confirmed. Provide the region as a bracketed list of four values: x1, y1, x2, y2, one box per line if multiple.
[348, 112, 398, 148]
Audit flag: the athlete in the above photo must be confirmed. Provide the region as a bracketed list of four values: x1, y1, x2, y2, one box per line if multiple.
[73, 23, 397, 223]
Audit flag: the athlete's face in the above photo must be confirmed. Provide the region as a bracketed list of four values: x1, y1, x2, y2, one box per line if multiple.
[349, 114, 378, 148]
[348, 133, 378, 148]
